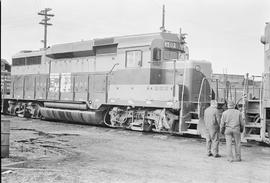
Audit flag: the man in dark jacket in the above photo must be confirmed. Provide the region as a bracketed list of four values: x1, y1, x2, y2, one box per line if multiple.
[204, 100, 221, 157]
[220, 101, 244, 162]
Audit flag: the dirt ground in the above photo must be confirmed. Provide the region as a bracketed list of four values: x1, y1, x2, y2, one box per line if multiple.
[1, 116, 270, 183]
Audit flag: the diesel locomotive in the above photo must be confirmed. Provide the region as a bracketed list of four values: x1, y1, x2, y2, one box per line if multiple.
[3, 31, 213, 136]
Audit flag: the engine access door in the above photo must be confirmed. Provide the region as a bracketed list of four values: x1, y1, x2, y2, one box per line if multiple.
[89, 74, 107, 109]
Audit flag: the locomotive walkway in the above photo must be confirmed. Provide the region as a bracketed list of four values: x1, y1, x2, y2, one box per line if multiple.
[1, 116, 270, 183]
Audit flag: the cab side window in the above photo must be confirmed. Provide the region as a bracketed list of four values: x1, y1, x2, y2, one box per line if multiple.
[153, 48, 161, 61]
[125, 50, 142, 68]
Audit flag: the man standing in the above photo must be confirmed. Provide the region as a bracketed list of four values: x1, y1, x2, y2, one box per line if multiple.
[220, 101, 244, 162]
[204, 100, 221, 157]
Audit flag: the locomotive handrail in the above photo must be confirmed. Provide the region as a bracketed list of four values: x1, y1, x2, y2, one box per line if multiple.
[108, 63, 120, 75]
[197, 77, 207, 117]
[242, 73, 249, 123]
[251, 75, 262, 99]
[259, 74, 264, 139]
[179, 60, 187, 132]
[148, 60, 180, 63]
[105, 63, 120, 103]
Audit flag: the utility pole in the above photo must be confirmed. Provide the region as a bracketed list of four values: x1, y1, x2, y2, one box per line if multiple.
[38, 8, 54, 49]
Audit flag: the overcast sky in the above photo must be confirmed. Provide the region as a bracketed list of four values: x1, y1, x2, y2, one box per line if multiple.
[1, 0, 269, 75]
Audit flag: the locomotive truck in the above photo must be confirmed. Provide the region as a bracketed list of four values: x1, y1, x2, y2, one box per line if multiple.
[3, 31, 213, 136]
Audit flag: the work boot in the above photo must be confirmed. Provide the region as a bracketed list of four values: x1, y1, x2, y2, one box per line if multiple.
[214, 154, 221, 158]
[207, 153, 213, 157]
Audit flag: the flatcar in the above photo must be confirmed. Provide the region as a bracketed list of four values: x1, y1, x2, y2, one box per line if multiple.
[3, 31, 213, 135]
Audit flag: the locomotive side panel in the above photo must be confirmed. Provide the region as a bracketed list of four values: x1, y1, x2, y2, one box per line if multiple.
[88, 74, 94, 102]
[74, 73, 88, 101]
[49, 58, 94, 74]
[10, 75, 14, 98]
[95, 54, 118, 72]
[91, 74, 107, 108]
[48, 73, 60, 100]
[24, 75, 35, 100]
[12, 75, 24, 99]
[79, 58, 94, 73]
[60, 73, 73, 101]
[110, 69, 151, 85]
[107, 84, 180, 108]
[12, 65, 41, 75]
[35, 74, 48, 100]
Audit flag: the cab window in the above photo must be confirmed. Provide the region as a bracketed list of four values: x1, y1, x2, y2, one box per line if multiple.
[125, 50, 142, 68]
[153, 48, 161, 61]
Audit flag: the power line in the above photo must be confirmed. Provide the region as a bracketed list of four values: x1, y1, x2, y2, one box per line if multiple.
[38, 8, 54, 48]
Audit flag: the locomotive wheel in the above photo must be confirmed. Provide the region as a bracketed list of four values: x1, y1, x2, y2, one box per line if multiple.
[142, 119, 153, 132]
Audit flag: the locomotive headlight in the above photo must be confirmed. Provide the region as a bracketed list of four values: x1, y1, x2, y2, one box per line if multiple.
[195, 65, 201, 71]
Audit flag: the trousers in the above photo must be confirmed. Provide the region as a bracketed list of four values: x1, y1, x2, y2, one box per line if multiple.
[205, 127, 219, 155]
[225, 128, 241, 161]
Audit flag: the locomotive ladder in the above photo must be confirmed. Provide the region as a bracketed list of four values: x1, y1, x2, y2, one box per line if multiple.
[184, 102, 200, 135]
[242, 74, 266, 142]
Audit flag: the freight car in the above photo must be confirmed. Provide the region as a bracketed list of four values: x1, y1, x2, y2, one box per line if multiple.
[3, 31, 213, 135]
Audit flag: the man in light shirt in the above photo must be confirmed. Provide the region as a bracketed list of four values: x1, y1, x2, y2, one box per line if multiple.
[220, 101, 244, 162]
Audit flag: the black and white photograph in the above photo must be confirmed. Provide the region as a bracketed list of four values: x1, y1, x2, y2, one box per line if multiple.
[1, 0, 270, 182]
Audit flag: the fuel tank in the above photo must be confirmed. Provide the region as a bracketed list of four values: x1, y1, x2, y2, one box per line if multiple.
[40, 107, 104, 125]
[44, 102, 88, 110]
